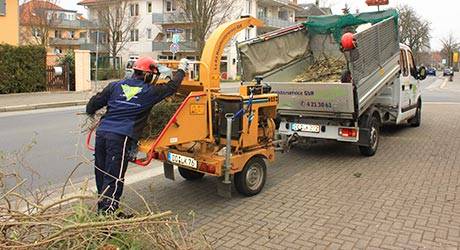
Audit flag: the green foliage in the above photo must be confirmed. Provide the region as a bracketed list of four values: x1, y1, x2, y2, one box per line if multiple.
[0, 44, 47, 94]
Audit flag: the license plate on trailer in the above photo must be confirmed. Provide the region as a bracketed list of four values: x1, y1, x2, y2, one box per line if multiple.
[291, 123, 321, 133]
[167, 152, 198, 169]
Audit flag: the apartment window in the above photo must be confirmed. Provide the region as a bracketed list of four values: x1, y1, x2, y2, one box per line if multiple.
[185, 29, 192, 41]
[165, 0, 176, 12]
[166, 31, 173, 41]
[0, 0, 6, 16]
[245, 0, 252, 15]
[257, 7, 267, 18]
[147, 28, 152, 39]
[130, 3, 139, 16]
[54, 30, 61, 38]
[147, 2, 152, 13]
[245, 29, 251, 40]
[130, 29, 139, 41]
[70, 31, 75, 39]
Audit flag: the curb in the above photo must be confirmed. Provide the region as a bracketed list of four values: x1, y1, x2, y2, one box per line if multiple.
[0, 100, 88, 113]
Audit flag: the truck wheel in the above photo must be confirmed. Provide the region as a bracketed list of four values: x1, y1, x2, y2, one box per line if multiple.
[178, 167, 204, 181]
[234, 157, 267, 196]
[409, 101, 422, 127]
[359, 116, 380, 157]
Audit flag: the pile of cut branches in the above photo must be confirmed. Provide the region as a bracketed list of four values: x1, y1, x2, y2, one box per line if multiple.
[141, 94, 186, 139]
[0, 143, 209, 249]
[294, 56, 346, 82]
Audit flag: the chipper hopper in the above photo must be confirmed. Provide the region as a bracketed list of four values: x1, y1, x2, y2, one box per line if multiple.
[89, 17, 279, 198]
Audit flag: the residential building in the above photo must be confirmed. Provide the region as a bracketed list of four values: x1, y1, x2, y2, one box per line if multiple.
[79, 0, 167, 65]
[0, 0, 20, 45]
[295, 3, 332, 22]
[19, 0, 97, 56]
[79, 0, 300, 79]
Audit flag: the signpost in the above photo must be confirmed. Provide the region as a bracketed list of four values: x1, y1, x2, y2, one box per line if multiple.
[170, 33, 181, 59]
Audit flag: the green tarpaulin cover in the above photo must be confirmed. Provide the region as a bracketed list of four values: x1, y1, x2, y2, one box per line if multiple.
[303, 9, 398, 42]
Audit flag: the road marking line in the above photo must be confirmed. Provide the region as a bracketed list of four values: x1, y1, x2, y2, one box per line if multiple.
[425, 78, 445, 90]
[425, 102, 460, 105]
[440, 78, 448, 89]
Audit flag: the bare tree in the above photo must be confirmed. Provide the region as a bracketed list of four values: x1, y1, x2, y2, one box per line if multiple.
[94, 0, 140, 68]
[397, 5, 431, 61]
[20, 0, 61, 47]
[440, 33, 459, 67]
[176, 0, 236, 55]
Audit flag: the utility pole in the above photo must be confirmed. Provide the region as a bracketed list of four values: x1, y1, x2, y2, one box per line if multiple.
[95, 30, 100, 90]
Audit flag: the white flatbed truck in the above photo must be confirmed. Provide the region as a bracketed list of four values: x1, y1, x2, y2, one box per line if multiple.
[238, 11, 427, 156]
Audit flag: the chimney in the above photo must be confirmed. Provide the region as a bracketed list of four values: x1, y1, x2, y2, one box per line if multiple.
[315, 0, 320, 6]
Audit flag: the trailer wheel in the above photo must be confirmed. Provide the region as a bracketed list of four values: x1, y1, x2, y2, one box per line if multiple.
[234, 157, 267, 196]
[359, 116, 380, 157]
[178, 167, 204, 181]
[409, 100, 422, 127]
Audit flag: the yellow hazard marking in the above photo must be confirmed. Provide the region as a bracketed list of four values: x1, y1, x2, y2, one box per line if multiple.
[380, 68, 385, 76]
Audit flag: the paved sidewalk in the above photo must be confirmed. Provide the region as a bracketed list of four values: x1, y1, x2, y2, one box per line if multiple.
[0, 80, 116, 112]
[0, 91, 91, 112]
[125, 103, 460, 249]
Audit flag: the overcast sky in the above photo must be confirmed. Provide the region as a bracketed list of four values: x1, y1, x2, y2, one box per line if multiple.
[61, 0, 457, 50]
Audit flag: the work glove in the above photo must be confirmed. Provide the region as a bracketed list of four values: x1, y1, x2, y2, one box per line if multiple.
[178, 58, 190, 72]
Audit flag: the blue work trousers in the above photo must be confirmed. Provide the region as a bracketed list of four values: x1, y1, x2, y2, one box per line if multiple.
[94, 131, 131, 213]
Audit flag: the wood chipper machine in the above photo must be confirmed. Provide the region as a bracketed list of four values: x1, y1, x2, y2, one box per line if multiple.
[122, 17, 277, 197]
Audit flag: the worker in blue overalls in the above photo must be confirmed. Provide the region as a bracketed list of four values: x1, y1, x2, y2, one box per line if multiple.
[86, 57, 189, 217]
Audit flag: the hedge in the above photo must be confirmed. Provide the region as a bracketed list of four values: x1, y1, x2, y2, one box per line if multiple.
[0, 44, 47, 94]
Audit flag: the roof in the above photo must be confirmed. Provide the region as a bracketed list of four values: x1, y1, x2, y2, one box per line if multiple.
[296, 3, 328, 18]
[78, 0, 109, 6]
[78, 0, 96, 5]
[20, 1, 83, 25]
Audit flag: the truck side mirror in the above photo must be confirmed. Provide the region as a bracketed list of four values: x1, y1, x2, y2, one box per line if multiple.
[417, 66, 427, 81]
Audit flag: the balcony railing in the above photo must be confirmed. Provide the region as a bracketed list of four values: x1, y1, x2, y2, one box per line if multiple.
[152, 41, 197, 52]
[80, 43, 109, 52]
[49, 38, 88, 46]
[50, 19, 98, 29]
[258, 0, 291, 7]
[152, 13, 191, 24]
[257, 15, 295, 28]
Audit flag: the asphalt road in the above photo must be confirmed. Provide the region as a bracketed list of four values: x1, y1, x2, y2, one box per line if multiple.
[0, 76, 457, 189]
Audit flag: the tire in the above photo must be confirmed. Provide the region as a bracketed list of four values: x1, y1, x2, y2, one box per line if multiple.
[178, 167, 204, 181]
[234, 157, 267, 196]
[409, 101, 422, 127]
[359, 115, 380, 157]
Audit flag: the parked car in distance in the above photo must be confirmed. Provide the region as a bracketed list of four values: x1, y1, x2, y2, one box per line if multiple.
[443, 67, 454, 76]
[427, 67, 436, 76]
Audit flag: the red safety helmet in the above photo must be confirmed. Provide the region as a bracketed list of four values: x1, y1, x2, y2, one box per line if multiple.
[133, 57, 158, 73]
[341, 32, 356, 50]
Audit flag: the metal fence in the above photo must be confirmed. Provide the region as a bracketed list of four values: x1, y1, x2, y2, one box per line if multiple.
[46, 64, 71, 91]
[350, 17, 399, 85]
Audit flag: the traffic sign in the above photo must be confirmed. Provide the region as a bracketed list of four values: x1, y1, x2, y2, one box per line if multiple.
[170, 43, 180, 54]
[165, 28, 184, 34]
[172, 34, 181, 44]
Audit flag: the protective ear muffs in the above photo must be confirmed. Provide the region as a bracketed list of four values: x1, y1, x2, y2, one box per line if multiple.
[144, 72, 160, 84]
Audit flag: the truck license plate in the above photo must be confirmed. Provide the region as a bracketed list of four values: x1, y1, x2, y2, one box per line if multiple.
[291, 123, 320, 133]
[168, 152, 198, 169]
